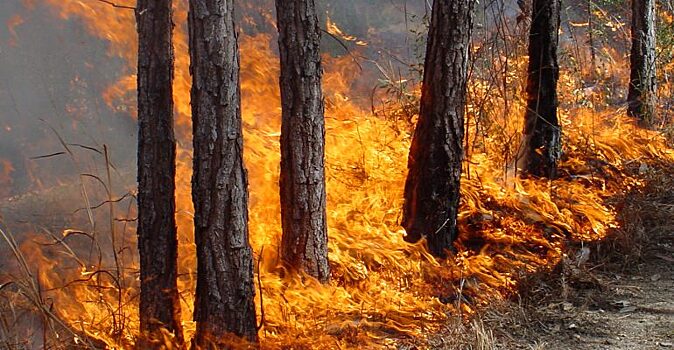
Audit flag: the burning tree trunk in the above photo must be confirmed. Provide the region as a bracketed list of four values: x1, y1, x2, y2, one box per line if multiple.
[628, 0, 656, 120]
[276, 0, 330, 282]
[135, 0, 183, 344]
[188, 0, 258, 347]
[517, 0, 561, 178]
[402, 0, 474, 257]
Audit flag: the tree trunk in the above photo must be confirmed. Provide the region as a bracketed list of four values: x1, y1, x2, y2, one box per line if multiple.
[517, 0, 562, 178]
[188, 0, 258, 347]
[588, 0, 597, 71]
[135, 0, 183, 344]
[402, 0, 474, 257]
[628, 0, 656, 120]
[276, 0, 330, 283]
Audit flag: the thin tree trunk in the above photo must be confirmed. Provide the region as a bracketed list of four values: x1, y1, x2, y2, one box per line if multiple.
[402, 0, 474, 257]
[588, 0, 596, 72]
[135, 0, 183, 344]
[276, 0, 330, 283]
[188, 0, 258, 347]
[628, 0, 656, 120]
[517, 0, 562, 178]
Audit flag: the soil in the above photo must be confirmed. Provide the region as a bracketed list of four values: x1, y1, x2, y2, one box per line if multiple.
[495, 242, 674, 350]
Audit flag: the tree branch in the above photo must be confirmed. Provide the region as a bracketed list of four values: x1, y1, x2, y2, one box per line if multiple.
[94, 0, 136, 10]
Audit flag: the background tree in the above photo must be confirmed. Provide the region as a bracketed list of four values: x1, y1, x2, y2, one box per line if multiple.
[276, 0, 330, 282]
[516, 0, 562, 178]
[188, 0, 258, 346]
[402, 0, 474, 257]
[628, 0, 656, 120]
[135, 0, 183, 344]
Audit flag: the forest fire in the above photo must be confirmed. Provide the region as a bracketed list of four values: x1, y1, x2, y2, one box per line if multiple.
[1, 0, 673, 349]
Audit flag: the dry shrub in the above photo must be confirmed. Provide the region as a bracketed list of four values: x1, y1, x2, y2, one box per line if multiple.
[425, 316, 497, 350]
[591, 161, 674, 266]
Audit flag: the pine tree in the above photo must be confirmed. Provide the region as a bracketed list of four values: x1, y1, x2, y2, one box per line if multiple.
[402, 0, 475, 257]
[517, 0, 562, 178]
[628, 0, 656, 120]
[188, 0, 258, 346]
[276, 0, 330, 282]
[136, 0, 183, 344]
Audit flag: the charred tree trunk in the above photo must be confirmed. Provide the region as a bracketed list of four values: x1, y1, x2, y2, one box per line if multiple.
[135, 0, 183, 344]
[276, 0, 330, 283]
[517, 0, 561, 178]
[402, 0, 474, 257]
[188, 0, 258, 347]
[628, 0, 656, 120]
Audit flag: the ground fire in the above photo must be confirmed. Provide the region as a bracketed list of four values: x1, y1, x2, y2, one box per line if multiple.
[0, 0, 673, 349]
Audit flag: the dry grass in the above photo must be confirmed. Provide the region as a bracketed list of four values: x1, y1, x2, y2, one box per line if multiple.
[0, 226, 103, 349]
[450, 160, 674, 350]
[424, 316, 496, 350]
[588, 161, 674, 267]
[1, 1, 673, 349]
[0, 137, 132, 349]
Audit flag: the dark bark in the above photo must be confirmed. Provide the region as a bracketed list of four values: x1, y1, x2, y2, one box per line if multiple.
[517, 0, 562, 178]
[135, 0, 183, 344]
[588, 0, 596, 71]
[402, 0, 474, 257]
[276, 0, 330, 283]
[628, 0, 656, 120]
[188, 0, 258, 347]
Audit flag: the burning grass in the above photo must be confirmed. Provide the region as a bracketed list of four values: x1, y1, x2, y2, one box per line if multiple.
[1, 0, 674, 349]
[463, 160, 674, 350]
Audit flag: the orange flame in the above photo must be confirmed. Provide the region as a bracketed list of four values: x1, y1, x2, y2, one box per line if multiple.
[6, 1, 674, 348]
[6, 14, 25, 47]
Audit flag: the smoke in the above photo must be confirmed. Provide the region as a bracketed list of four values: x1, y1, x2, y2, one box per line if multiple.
[0, 0, 604, 224]
[0, 3, 432, 347]
[0, 1, 649, 348]
[0, 1, 134, 200]
[0, 0, 428, 200]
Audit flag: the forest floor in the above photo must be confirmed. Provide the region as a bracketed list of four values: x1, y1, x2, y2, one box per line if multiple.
[465, 163, 674, 350]
[484, 233, 674, 350]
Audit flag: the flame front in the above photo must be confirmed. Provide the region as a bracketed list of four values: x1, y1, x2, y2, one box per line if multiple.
[4, 0, 673, 348]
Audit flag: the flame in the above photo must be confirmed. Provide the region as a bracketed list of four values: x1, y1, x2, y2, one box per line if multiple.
[3, 0, 674, 349]
[0, 159, 15, 197]
[326, 16, 368, 46]
[6, 14, 25, 47]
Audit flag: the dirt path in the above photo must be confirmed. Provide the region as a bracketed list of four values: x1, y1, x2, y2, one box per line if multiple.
[535, 246, 674, 349]
[483, 213, 674, 350]
[478, 232, 674, 350]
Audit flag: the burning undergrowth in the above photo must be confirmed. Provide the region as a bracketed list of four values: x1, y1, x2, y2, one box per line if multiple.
[0, 0, 673, 349]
